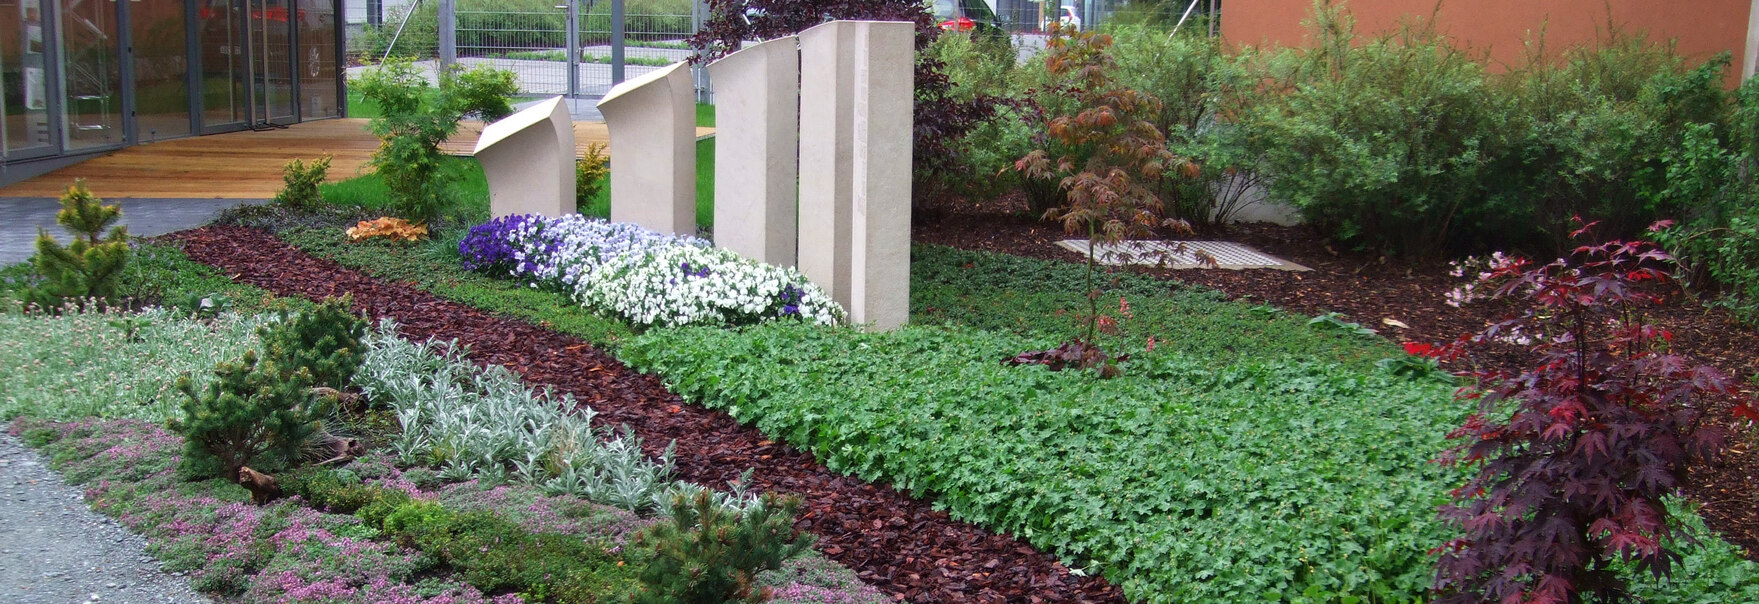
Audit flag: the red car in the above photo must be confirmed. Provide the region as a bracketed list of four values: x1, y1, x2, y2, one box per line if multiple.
[931, 0, 1002, 33]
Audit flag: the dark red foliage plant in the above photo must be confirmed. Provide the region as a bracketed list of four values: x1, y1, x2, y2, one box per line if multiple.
[1431, 220, 1759, 603]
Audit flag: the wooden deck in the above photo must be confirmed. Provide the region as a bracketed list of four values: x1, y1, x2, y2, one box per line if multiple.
[0, 118, 713, 199]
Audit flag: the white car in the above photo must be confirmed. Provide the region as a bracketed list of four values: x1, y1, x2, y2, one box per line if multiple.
[1045, 5, 1081, 31]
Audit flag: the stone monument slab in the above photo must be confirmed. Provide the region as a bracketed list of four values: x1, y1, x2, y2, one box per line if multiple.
[473, 96, 576, 218]
[598, 61, 696, 235]
[797, 21, 914, 331]
[708, 36, 800, 267]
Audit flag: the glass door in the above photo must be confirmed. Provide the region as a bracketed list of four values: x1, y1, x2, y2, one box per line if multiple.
[198, 0, 246, 131]
[2, 0, 58, 160]
[249, 0, 295, 125]
[130, 0, 193, 143]
[58, 0, 124, 151]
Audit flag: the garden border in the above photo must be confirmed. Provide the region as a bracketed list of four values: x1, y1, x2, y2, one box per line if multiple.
[164, 224, 1123, 603]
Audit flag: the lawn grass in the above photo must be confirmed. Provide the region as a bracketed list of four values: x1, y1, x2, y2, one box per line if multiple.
[346, 88, 380, 119]
[319, 133, 712, 232]
[319, 156, 491, 226]
[696, 102, 715, 128]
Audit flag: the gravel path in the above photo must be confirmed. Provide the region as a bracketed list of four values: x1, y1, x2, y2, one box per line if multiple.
[0, 432, 213, 604]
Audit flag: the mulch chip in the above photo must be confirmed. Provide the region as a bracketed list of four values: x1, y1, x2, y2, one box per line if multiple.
[165, 225, 1124, 603]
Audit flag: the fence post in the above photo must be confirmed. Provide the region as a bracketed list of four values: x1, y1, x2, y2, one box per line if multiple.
[367, 0, 382, 27]
[438, 0, 457, 71]
[610, 0, 626, 84]
[567, 0, 581, 97]
[693, 0, 710, 103]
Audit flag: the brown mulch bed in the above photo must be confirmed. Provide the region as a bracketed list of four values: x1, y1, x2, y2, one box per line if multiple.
[914, 197, 1759, 561]
[165, 225, 1122, 604]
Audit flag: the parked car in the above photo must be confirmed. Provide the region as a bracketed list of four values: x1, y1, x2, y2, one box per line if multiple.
[1055, 5, 1082, 31]
[930, 0, 1003, 33]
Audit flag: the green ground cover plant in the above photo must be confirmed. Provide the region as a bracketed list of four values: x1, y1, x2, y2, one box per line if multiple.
[911, 245, 1396, 370]
[7, 241, 284, 317]
[620, 319, 1759, 603]
[278, 227, 634, 346]
[0, 306, 268, 422]
[15, 417, 874, 603]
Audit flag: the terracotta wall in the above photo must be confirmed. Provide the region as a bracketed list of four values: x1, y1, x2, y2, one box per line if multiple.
[1220, 0, 1755, 86]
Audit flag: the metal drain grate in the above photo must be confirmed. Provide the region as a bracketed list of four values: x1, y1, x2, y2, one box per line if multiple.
[1054, 240, 1310, 271]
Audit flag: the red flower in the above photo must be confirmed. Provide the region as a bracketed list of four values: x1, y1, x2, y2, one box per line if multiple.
[1403, 342, 1442, 358]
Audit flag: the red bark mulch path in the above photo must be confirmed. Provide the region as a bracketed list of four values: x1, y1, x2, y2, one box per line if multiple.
[165, 225, 1122, 604]
[914, 200, 1759, 561]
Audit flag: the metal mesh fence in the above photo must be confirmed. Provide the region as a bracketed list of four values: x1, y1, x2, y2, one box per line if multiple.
[351, 0, 701, 98]
[456, 3, 573, 95]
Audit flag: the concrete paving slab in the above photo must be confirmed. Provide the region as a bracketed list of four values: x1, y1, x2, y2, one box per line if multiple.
[0, 197, 266, 266]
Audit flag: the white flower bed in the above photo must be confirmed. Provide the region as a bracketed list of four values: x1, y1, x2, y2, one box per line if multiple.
[576, 245, 844, 327]
[460, 214, 844, 328]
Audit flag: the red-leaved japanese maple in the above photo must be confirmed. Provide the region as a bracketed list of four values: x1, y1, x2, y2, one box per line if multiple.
[1432, 220, 1758, 603]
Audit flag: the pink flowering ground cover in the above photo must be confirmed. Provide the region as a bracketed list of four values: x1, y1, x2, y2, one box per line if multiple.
[8, 417, 890, 604]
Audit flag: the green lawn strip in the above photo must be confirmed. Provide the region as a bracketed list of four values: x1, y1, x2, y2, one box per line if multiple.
[580, 136, 714, 229]
[320, 156, 492, 226]
[619, 322, 1759, 603]
[347, 89, 381, 119]
[696, 102, 715, 128]
[911, 244, 1396, 371]
[318, 137, 711, 232]
[277, 226, 635, 347]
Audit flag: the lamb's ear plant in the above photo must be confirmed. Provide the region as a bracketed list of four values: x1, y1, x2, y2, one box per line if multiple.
[167, 350, 330, 481]
[357, 320, 679, 514]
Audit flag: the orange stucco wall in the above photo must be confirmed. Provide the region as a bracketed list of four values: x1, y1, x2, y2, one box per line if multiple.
[1221, 0, 1754, 86]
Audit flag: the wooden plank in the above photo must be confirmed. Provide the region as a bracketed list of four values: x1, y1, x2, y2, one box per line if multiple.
[0, 118, 715, 199]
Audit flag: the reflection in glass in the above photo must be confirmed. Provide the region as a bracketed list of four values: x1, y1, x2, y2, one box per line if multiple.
[60, 0, 124, 150]
[132, 0, 192, 141]
[199, 0, 245, 127]
[252, 0, 294, 123]
[2, 0, 54, 157]
[297, 0, 337, 119]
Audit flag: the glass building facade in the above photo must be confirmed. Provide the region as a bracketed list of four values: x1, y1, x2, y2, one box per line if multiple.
[0, 0, 343, 162]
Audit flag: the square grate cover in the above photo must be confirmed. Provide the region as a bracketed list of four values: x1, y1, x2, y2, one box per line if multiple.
[1054, 240, 1310, 271]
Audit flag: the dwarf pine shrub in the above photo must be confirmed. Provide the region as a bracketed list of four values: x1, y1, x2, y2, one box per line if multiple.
[24, 180, 131, 310]
[168, 350, 329, 480]
[632, 489, 812, 604]
[575, 142, 610, 206]
[258, 297, 366, 391]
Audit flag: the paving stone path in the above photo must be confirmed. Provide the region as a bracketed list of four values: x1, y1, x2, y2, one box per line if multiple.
[0, 197, 266, 265]
[0, 432, 212, 604]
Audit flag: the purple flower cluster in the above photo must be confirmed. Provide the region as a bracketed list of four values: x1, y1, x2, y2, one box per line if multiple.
[457, 214, 536, 273]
